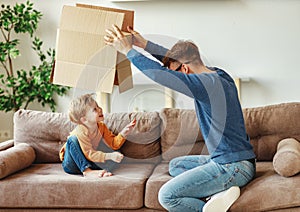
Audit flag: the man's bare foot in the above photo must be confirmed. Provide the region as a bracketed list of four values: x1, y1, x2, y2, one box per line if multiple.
[83, 169, 112, 178]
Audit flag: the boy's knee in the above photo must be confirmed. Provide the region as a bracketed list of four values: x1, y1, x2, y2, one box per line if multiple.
[66, 136, 82, 153]
[67, 135, 79, 145]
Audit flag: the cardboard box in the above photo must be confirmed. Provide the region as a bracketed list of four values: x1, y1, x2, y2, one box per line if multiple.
[52, 4, 134, 93]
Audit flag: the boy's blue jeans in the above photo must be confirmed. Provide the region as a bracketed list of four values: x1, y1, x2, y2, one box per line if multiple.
[62, 136, 96, 174]
[158, 155, 255, 212]
[62, 136, 117, 174]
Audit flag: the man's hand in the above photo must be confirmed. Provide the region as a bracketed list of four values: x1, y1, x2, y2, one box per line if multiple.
[127, 26, 148, 49]
[105, 152, 124, 163]
[120, 118, 136, 138]
[105, 25, 132, 55]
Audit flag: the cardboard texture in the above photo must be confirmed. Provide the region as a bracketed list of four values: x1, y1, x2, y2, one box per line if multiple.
[52, 4, 134, 93]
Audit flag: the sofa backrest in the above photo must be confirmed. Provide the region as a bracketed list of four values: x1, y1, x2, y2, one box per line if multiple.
[243, 102, 300, 161]
[159, 102, 300, 162]
[13, 109, 162, 164]
[13, 102, 300, 164]
[159, 108, 208, 162]
[14, 109, 76, 163]
[104, 111, 162, 164]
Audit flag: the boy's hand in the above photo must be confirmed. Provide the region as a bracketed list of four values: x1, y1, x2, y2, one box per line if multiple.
[120, 119, 136, 138]
[106, 152, 124, 163]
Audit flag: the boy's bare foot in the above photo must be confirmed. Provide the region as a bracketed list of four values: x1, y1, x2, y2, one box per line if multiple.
[83, 169, 112, 178]
[101, 170, 112, 177]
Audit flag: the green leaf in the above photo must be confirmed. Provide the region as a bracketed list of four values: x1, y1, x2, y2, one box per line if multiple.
[0, 1, 69, 112]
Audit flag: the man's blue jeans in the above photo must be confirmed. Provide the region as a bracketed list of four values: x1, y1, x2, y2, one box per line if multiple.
[158, 155, 255, 212]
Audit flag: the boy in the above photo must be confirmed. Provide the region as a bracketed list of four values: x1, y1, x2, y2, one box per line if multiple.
[59, 93, 136, 178]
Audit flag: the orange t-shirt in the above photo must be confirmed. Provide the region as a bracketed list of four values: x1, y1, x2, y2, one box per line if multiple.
[59, 122, 125, 162]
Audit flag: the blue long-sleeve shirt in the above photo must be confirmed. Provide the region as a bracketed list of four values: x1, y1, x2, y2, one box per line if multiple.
[127, 41, 255, 164]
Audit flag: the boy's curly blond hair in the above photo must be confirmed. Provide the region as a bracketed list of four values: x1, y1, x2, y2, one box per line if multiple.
[68, 93, 97, 124]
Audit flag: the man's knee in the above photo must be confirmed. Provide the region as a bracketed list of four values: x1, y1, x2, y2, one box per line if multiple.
[158, 186, 168, 207]
[158, 182, 173, 208]
[169, 157, 181, 176]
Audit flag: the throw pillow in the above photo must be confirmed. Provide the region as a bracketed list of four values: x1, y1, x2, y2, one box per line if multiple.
[273, 138, 300, 177]
[104, 111, 162, 164]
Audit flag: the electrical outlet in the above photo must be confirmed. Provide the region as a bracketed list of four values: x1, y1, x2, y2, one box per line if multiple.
[0, 130, 11, 139]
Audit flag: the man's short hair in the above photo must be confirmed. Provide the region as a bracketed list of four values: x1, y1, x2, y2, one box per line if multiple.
[163, 40, 203, 68]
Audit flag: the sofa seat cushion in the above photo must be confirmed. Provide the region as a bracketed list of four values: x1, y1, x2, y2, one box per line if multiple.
[230, 162, 300, 211]
[0, 163, 155, 209]
[145, 162, 300, 211]
[145, 162, 171, 210]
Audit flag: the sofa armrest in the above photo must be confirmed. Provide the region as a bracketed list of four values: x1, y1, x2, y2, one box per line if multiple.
[0, 143, 36, 179]
[0, 139, 14, 151]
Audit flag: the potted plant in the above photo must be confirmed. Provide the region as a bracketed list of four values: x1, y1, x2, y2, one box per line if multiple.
[0, 0, 69, 112]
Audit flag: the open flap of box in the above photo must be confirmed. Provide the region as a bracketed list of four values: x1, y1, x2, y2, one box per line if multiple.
[52, 5, 134, 93]
[77, 4, 134, 93]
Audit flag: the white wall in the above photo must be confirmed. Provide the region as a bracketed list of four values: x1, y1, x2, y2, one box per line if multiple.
[1, 0, 300, 139]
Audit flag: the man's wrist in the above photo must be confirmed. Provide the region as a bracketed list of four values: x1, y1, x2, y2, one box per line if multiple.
[142, 40, 148, 49]
[126, 48, 138, 59]
[124, 47, 132, 55]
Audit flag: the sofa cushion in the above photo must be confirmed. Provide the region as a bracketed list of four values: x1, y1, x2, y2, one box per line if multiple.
[145, 162, 171, 210]
[0, 143, 35, 179]
[273, 138, 300, 177]
[159, 103, 300, 162]
[146, 162, 300, 212]
[230, 162, 300, 211]
[0, 163, 155, 209]
[159, 108, 208, 161]
[14, 109, 76, 163]
[104, 111, 162, 164]
[243, 102, 300, 161]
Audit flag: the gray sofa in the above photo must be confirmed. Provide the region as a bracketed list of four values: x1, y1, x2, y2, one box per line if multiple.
[0, 102, 300, 211]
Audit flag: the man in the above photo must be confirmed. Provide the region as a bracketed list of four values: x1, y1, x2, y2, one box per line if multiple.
[105, 25, 256, 212]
